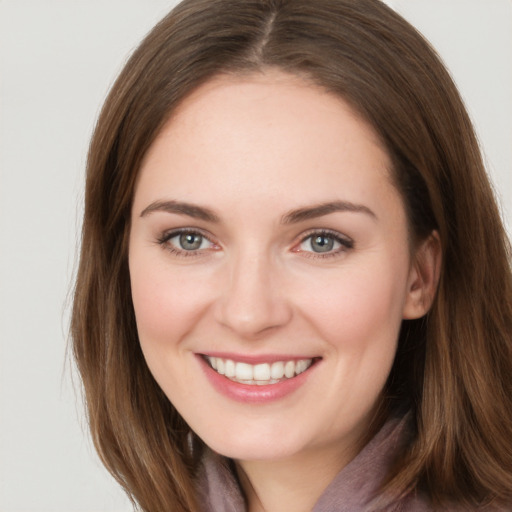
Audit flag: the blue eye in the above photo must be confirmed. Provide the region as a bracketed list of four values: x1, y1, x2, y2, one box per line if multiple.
[306, 234, 337, 253]
[298, 231, 353, 255]
[176, 232, 206, 251]
[159, 230, 216, 254]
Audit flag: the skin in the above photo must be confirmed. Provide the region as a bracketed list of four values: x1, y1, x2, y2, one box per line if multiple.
[129, 71, 440, 512]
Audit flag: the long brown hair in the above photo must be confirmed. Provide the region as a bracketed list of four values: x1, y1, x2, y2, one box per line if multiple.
[72, 1, 512, 510]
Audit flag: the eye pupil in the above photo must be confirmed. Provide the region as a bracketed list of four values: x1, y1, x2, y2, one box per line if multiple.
[311, 235, 334, 252]
[179, 233, 202, 250]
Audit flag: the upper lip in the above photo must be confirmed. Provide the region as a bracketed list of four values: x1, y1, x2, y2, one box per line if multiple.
[198, 352, 321, 364]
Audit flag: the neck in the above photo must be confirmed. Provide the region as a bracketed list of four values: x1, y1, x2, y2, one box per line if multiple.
[235, 442, 358, 512]
[233, 404, 390, 512]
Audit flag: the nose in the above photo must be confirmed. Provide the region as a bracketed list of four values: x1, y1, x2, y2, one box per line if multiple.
[213, 250, 293, 338]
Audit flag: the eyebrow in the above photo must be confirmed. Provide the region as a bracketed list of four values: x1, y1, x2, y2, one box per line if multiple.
[140, 200, 220, 222]
[281, 200, 377, 224]
[139, 199, 376, 224]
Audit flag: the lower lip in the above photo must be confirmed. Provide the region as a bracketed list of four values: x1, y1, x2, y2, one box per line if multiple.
[197, 356, 317, 404]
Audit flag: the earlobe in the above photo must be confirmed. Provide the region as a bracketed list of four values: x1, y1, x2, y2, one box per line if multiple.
[402, 231, 442, 320]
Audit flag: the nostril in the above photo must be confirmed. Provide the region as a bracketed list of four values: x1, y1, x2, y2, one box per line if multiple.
[212, 252, 293, 336]
[214, 287, 292, 337]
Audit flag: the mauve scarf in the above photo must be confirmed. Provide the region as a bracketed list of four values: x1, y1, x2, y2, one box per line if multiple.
[196, 412, 434, 511]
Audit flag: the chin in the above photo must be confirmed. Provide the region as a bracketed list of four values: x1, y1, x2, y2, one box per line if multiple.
[198, 423, 313, 462]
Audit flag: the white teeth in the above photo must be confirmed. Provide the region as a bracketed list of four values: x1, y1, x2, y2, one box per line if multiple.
[225, 359, 236, 378]
[253, 363, 270, 381]
[236, 362, 253, 380]
[295, 359, 309, 374]
[270, 361, 285, 379]
[284, 360, 295, 378]
[205, 356, 314, 385]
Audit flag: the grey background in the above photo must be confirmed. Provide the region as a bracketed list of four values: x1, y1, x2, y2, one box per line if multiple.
[0, 1, 510, 510]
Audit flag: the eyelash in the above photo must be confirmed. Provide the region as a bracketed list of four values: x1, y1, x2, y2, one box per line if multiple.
[156, 228, 354, 258]
[295, 229, 354, 259]
[157, 228, 218, 257]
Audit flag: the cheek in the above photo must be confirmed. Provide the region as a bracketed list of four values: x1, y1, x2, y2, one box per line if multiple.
[129, 252, 213, 347]
[293, 259, 409, 351]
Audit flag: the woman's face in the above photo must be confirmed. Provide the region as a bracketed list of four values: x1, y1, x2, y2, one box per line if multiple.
[129, 72, 427, 463]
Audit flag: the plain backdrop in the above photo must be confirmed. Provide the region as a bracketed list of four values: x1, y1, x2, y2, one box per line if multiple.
[0, 1, 510, 511]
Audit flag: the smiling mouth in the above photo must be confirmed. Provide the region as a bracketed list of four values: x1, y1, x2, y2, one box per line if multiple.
[203, 356, 317, 385]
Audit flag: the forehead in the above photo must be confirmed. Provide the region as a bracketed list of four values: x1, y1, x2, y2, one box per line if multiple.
[135, 71, 398, 218]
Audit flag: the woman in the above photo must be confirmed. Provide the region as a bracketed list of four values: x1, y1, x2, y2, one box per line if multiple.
[71, 0, 512, 510]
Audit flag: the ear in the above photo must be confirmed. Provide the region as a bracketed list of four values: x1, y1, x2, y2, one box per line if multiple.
[402, 231, 442, 320]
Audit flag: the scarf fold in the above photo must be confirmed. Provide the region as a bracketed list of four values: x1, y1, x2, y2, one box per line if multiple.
[196, 412, 432, 512]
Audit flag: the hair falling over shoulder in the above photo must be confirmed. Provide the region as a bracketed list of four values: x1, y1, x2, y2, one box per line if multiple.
[71, 0, 512, 510]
